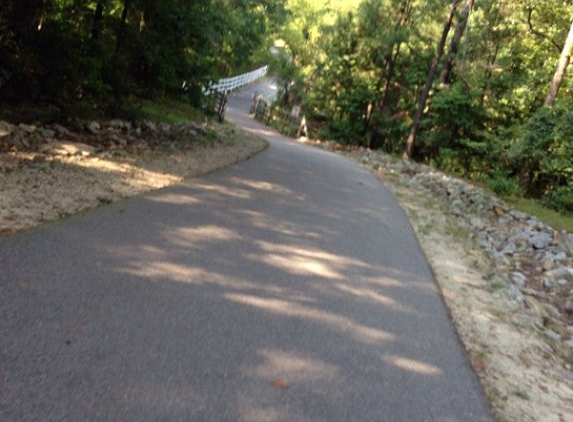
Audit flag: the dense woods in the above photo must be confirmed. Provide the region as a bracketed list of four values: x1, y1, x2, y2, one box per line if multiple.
[0, 0, 285, 113]
[270, 0, 573, 213]
[0, 0, 571, 212]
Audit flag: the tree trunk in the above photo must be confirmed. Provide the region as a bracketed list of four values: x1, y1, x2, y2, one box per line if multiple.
[544, 21, 573, 106]
[378, 0, 411, 110]
[439, 0, 473, 86]
[92, 1, 105, 40]
[378, 43, 401, 112]
[403, 0, 459, 160]
[115, 0, 132, 53]
[366, 0, 410, 143]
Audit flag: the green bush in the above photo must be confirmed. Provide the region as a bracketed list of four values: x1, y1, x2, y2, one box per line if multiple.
[420, 82, 487, 174]
[508, 101, 573, 212]
[546, 186, 573, 213]
[488, 175, 522, 198]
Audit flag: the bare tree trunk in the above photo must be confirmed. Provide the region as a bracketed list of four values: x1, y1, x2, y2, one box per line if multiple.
[366, 0, 410, 145]
[378, 43, 401, 112]
[403, 0, 459, 160]
[92, 1, 105, 40]
[377, 0, 411, 111]
[544, 21, 573, 106]
[439, 0, 473, 86]
[115, 0, 132, 53]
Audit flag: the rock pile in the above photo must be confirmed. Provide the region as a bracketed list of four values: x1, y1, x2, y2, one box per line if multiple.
[312, 141, 573, 361]
[0, 119, 210, 158]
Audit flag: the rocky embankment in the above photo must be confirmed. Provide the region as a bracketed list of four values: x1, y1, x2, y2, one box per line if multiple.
[311, 141, 573, 364]
[0, 118, 265, 235]
[0, 118, 211, 161]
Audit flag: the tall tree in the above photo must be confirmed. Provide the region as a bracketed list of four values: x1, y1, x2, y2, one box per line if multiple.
[544, 21, 573, 106]
[439, 0, 473, 86]
[403, 0, 459, 159]
[115, 0, 132, 53]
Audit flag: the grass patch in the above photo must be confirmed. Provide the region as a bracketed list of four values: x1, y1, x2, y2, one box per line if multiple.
[138, 98, 203, 124]
[510, 197, 573, 232]
[487, 280, 506, 292]
[512, 390, 530, 401]
[419, 221, 434, 235]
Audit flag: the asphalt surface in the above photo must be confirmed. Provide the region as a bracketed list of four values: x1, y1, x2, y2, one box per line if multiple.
[0, 80, 493, 421]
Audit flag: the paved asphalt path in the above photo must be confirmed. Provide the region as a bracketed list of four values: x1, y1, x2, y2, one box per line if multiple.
[0, 80, 493, 422]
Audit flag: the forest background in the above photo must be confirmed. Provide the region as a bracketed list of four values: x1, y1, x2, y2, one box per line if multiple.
[0, 0, 571, 214]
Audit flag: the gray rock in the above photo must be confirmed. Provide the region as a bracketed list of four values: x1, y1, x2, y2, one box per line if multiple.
[546, 267, 573, 282]
[19, 134, 31, 148]
[53, 124, 72, 136]
[487, 249, 510, 265]
[46, 141, 96, 157]
[0, 121, 12, 138]
[189, 122, 207, 133]
[19, 123, 37, 133]
[525, 296, 548, 321]
[508, 284, 525, 302]
[87, 121, 101, 134]
[530, 232, 552, 250]
[511, 272, 528, 286]
[542, 279, 555, 289]
[509, 210, 529, 221]
[470, 216, 485, 230]
[542, 260, 554, 271]
[142, 121, 157, 132]
[502, 242, 516, 255]
[40, 129, 56, 139]
[562, 233, 573, 254]
[108, 119, 129, 130]
[544, 329, 561, 341]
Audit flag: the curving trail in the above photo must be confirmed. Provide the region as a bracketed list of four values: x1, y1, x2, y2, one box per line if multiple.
[0, 80, 493, 421]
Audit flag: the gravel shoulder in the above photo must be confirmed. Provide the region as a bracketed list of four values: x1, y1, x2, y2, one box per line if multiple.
[1, 120, 572, 422]
[318, 141, 573, 422]
[376, 164, 573, 422]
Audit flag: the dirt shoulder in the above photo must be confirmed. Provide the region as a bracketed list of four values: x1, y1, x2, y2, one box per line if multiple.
[1, 119, 572, 422]
[304, 139, 573, 422]
[379, 167, 573, 422]
[0, 120, 267, 235]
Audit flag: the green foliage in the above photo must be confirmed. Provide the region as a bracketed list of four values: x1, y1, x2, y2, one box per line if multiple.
[488, 175, 522, 198]
[1, 0, 572, 214]
[139, 98, 203, 124]
[547, 186, 573, 213]
[274, 0, 573, 213]
[419, 82, 488, 175]
[508, 102, 573, 204]
[0, 0, 280, 116]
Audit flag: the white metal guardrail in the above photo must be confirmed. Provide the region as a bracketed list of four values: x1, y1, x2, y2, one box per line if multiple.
[204, 65, 269, 95]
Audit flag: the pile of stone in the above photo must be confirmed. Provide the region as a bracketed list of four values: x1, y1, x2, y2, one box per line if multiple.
[316, 142, 573, 358]
[0, 119, 211, 162]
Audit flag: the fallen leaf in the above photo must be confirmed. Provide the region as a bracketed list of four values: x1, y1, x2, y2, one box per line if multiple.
[272, 378, 289, 390]
[472, 360, 486, 373]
